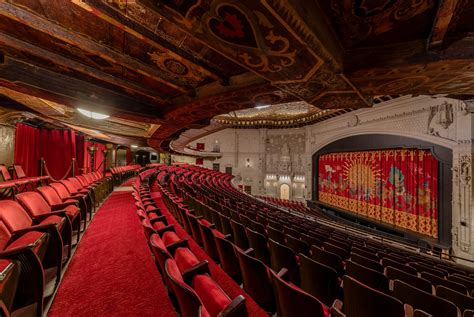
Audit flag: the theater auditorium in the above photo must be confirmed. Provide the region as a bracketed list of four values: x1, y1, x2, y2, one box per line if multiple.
[0, 1, 473, 316]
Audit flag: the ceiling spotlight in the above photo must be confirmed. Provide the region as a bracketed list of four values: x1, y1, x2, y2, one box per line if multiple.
[131, 145, 138, 148]
[254, 104, 271, 110]
[77, 108, 110, 120]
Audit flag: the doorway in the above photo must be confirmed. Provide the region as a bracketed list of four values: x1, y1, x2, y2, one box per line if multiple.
[280, 183, 290, 200]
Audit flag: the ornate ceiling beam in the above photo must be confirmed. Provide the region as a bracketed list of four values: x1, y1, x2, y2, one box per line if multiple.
[0, 57, 162, 121]
[0, 31, 168, 106]
[0, 1, 189, 92]
[428, 0, 460, 48]
[137, 0, 371, 109]
[75, 0, 230, 86]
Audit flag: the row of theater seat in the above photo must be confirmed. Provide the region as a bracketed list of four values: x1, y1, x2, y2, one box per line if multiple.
[155, 164, 474, 317]
[0, 165, 50, 198]
[0, 165, 141, 316]
[256, 195, 309, 213]
[109, 165, 140, 186]
[132, 171, 248, 317]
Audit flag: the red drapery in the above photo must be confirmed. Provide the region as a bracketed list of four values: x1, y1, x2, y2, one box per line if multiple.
[318, 149, 438, 238]
[14, 123, 40, 176]
[40, 129, 76, 180]
[15, 123, 77, 179]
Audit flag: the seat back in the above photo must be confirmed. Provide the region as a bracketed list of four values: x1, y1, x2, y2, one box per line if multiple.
[197, 222, 219, 260]
[164, 259, 205, 317]
[50, 182, 71, 199]
[186, 213, 203, 245]
[311, 245, 344, 276]
[37, 186, 63, 206]
[149, 234, 172, 275]
[0, 200, 33, 231]
[393, 280, 460, 317]
[342, 275, 405, 317]
[385, 266, 432, 294]
[346, 260, 389, 294]
[323, 241, 349, 260]
[60, 180, 79, 194]
[285, 234, 310, 256]
[245, 228, 270, 266]
[17, 191, 52, 218]
[267, 226, 286, 244]
[268, 239, 300, 285]
[436, 285, 474, 315]
[299, 253, 340, 307]
[215, 236, 241, 282]
[68, 178, 84, 190]
[270, 268, 325, 317]
[0, 165, 11, 181]
[13, 165, 26, 179]
[230, 220, 249, 250]
[421, 272, 468, 295]
[351, 253, 383, 272]
[0, 221, 13, 249]
[235, 247, 275, 312]
[381, 257, 418, 275]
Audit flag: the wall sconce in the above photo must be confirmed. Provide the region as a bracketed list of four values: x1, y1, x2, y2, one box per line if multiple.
[245, 158, 251, 168]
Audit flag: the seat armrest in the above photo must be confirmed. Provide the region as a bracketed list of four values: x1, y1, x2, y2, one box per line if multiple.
[34, 210, 67, 221]
[244, 248, 255, 256]
[277, 268, 290, 281]
[404, 304, 414, 317]
[166, 239, 189, 253]
[182, 261, 210, 284]
[12, 223, 57, 236]
[330, 299, 345, 317]
[413, 309, 432, 317]
[145, 207, 161, 214]
[219, 295, 247, 317]
[156, 224, 175, 235]
[150, 216, 167, 226]
[51, 202, 77, 211]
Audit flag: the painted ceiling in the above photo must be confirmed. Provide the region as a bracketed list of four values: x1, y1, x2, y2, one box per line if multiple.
[0, 0, 472, 150]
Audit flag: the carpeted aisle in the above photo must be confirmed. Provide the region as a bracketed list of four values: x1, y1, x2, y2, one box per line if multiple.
[152, 190, 269, 317]
[48, 191, 176, 317]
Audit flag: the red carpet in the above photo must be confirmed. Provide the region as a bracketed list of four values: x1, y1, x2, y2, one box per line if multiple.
[152, 190, 269, 317]
[48, 191, 176, 317]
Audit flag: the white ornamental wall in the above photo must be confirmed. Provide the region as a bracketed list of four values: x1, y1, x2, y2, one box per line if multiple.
[191, 95, 474, 263]
[307, 95, 473, 263]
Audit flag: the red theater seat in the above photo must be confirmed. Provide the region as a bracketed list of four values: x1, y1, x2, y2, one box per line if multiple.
[37, 186, 82, 242]
[50, 182, 91, 224]
[0, 200, 64, 286]
[164, 259, 246, 317]
[16, 191, 73, 259]
[270, 268, 329, 317]
[235, 247, 275, 313]
[332, 275, 408, 317]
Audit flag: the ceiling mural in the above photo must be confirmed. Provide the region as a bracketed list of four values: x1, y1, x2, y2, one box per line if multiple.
[0, 0, 472, 149]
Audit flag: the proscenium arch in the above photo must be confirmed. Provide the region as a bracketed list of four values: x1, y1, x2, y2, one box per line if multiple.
[311, 133, 452, 246]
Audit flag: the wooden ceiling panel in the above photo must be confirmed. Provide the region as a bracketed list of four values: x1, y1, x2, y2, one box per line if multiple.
[0, 0, 472, 151]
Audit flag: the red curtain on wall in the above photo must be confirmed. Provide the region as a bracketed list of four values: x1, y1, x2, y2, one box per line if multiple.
[40, 129, 76, 180]
[318, 149, 438, 238]
[14, 123, 40, 176]
[15, 123, 78, 179]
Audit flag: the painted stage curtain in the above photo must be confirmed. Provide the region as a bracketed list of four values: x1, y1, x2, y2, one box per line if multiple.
[318, 149, 438, 238]
[14, 123, 40, 176]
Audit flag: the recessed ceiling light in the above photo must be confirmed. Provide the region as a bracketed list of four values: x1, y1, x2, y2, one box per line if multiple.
[131, 145, 138, 148]
[77, 108, 110, 120]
